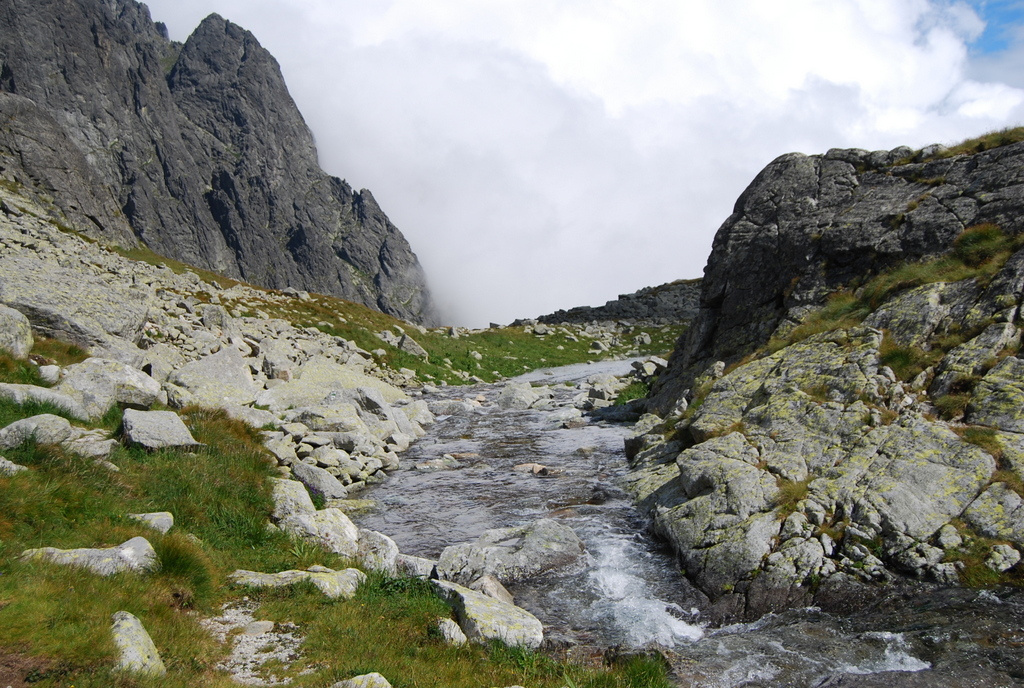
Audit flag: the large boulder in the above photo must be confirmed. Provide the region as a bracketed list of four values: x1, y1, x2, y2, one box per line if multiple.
[432, 580, 544, 649]
[269, 478, 360, 556]
[0, 413, 73, 450]
[55, 358, 160, 419]
[356, 529, 399, 575]
[21, 536, 158, 575]
[0, 303, 32, 358]
[330, 673, 393, 688]
[437, 519, 585, 585]
[497, 382, 541, 410]
[291, 461, 348, 500]
[122, 409, 201, 451]
[169, 347, 257, 408]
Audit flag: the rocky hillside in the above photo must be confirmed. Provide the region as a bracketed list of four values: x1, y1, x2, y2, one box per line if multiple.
[629, 135, 1024, 620]
[531, 278, 702, 327]
[0, 0, 438, 325]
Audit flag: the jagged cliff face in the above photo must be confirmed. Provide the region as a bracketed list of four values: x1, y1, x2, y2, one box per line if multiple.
[0, 0, 438, 325]
[629, 142, 1024, 621]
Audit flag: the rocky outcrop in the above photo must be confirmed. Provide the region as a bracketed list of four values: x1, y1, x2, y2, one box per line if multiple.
[629, 141, 1024, 620]
[0, 0, 437, 324]
[534, 278, 702, 326]
[650, 143, 1024, 410]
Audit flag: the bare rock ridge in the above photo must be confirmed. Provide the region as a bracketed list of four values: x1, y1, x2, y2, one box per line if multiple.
[0, 0, 438, 325]
[529, 278, 702, 326]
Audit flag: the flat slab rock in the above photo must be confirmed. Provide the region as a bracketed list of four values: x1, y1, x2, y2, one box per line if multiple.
[229, 566, 366, 599]
[122, 409, 201, 450]
[21, 536, 158, 575]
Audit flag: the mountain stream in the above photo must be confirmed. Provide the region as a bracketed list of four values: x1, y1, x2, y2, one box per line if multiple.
[355, 360, 1024, 687]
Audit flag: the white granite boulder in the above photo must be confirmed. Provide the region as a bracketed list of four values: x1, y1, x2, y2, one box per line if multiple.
[111, 611, 166, 676]
[0, 413, 73, 450]
[55, 358, 160, 419]
[122, 409, 201, 451]
[0, 303, 32, 358]
[432, 580, 544, 649]
[21, 536, 158, 575]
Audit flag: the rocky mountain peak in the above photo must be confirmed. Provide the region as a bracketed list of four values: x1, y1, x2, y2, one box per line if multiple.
[0, 0, 439, 325]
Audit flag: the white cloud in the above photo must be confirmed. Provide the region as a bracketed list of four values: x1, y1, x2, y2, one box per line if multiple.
[142, 0, 1024, 326]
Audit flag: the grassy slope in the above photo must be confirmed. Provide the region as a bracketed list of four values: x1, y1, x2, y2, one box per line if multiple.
[0, 349, 671, 687]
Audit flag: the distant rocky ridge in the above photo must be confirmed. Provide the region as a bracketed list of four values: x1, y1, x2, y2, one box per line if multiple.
[627, 141, 1024, 621]
[530, 278, 701, 326]
[0, 0, 438, 325]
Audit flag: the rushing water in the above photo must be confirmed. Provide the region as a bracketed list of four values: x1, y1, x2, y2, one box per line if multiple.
[355, 361, 1024, 687]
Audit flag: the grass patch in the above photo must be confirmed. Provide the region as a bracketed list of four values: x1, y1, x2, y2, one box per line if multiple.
[921, 126, 1024, 163]
[774, 477, 811, 517]
[32, 337, 89, 366]
[943, 529, 1024, 588]
[878, 336, 942, 382]
[954, 426, 1004, 461]
[934, 392, 972, 420]
[614, 381, 649, 406]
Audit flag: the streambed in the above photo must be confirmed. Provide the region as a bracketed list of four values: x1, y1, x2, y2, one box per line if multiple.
[355, 361, 1024, 687]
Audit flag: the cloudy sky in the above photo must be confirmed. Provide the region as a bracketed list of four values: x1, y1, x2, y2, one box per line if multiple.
[143, 0, 1024, 327]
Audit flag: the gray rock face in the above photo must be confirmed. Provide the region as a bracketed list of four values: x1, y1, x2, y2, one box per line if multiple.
[291, 461, 348, 501]
[122, 409, 201, 451]
[0, 383, 87, 419]
[129, 512, 174, 534]
[110, 611, 166, 676]
[496, 382, 541, 410]
[330, 673, 394, 688]
[169, 347, 257, 408]
[0, 0, 438, 325]
[650, 143, 1024, 411]
[0, 253, 153, 352]
[0, 456, 27, 475]
[21, 536, 158, 575]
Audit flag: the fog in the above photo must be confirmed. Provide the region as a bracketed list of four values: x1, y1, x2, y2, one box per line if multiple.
[143, 0, 1024, 326]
